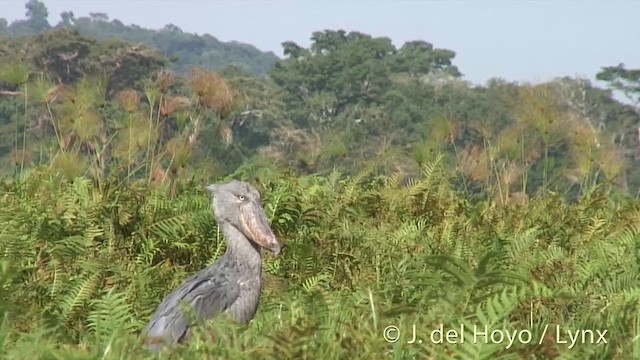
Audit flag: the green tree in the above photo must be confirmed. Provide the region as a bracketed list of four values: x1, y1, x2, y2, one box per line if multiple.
[58, 11, 75, 27]
[271, 30, 462, 131]
[597, 63, 640, 104]
[31, 28, 95, 83]
[2, 1, 279, 77]
[9, 0, 51, 35]
[392, 40, 461, 78]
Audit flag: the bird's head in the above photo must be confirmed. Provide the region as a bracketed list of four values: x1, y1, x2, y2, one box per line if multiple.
[206, 180, 281, 255]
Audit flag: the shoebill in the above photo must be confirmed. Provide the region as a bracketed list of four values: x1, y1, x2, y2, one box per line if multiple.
[141, 180, 282, 353]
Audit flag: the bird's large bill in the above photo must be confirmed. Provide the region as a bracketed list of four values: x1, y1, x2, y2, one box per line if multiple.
[239, 202, 281, 255]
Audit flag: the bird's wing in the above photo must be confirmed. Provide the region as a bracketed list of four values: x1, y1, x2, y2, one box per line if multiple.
[142, 263, 241, 349]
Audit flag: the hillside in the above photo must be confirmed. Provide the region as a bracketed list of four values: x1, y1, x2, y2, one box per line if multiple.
[0, 0, 280, 76]
[1, 24, 639, 196]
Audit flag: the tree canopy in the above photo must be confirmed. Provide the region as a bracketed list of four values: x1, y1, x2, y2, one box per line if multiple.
[0, 0, 279, 76]
[0, 9, 639, 198]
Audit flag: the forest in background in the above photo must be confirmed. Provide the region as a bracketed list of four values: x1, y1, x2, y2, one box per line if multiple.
[1, 1, 640, 359]
[1, 0, 639, 201]
[0, 0, 279, 76]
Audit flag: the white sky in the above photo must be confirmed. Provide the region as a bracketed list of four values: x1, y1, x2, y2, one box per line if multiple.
[2, 0, 639, 103]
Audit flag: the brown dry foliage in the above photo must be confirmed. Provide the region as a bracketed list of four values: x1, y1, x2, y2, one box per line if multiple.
[116, 89, 139, 113]
[188, 67, 233, 116]
[457, 145, 491, 182]
[218, 123, 233, 147]
[507, 191, 529, 206]
[160, 96, 191, 118]
[155, 70, 176, 94]
[498, 160, 524, 188]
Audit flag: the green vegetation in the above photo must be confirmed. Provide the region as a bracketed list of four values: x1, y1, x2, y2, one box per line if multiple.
[1, 1, 640, 359]
[0, 0, 279, 76]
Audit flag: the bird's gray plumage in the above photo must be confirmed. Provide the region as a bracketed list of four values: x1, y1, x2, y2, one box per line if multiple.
[141, 180, 281, 353]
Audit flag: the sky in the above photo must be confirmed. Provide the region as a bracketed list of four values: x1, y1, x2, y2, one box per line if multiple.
[2, 0, 639, 103]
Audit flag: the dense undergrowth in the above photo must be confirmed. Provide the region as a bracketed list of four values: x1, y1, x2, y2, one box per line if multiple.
[0, 156, 639, 359]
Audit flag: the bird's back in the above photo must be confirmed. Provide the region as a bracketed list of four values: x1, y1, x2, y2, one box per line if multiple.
[141, 259, 241, 352]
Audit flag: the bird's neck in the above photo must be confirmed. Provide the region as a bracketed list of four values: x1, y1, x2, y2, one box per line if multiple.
[219, 222, 263, 272]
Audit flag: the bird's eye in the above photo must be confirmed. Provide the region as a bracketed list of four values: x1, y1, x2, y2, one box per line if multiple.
[238, 195, 245, 201]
